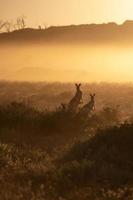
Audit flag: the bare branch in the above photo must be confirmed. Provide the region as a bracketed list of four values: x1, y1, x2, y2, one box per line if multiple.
[16, 16, 26, 30]
[4, 21, 13, 32]
[0, 20, 6, 31]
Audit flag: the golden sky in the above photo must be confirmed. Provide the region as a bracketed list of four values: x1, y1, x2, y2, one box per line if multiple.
[1, 0, 133, 27]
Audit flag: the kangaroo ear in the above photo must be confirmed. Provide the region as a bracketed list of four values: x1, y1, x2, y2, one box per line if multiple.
[75, 83, 78, 87]
[79, 83, 81, 87]
[93, 93, 96, 96]
[90, 93, 92, 97]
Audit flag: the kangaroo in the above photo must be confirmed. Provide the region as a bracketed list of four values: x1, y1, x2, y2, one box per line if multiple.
[79, 93, 95, 116]
[68, 83, 83, 112]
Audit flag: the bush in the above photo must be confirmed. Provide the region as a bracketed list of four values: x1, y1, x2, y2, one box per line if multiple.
[53, 123, 133, 194]
[0, 101, 118, 140]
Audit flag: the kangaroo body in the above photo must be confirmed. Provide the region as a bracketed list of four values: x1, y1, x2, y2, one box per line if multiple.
[68, 83, 82, 112]
[79, 94, 95, 116]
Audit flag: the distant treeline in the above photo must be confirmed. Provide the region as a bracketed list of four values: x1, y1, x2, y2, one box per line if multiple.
[1, 20, 133, 44]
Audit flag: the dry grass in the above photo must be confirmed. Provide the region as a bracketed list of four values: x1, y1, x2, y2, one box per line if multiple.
[0, 82, 133, 199]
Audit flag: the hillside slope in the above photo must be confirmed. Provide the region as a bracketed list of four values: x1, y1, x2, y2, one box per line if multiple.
[1, 20, 133, 44]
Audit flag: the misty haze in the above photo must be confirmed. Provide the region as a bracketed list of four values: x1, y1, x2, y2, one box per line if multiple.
[2, 0, 133, 199]
[1, 21, 133, 82]
[1, 44, 133, 82]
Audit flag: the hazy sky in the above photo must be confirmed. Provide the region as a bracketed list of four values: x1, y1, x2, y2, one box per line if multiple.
[1, 0, 133, 27]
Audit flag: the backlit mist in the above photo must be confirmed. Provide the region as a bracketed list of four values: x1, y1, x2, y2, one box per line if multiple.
[0, 43, 133, 82]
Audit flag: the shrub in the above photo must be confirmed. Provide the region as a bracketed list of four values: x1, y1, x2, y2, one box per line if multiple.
[53, 123, 133, 194]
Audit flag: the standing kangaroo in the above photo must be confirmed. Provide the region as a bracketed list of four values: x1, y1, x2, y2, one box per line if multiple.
[68, 83, 83, 112]
[79, 93, 95, 116]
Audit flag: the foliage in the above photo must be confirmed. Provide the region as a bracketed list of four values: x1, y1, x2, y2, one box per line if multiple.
[0, 82, 132, 199]
[1, 123, 133, 199]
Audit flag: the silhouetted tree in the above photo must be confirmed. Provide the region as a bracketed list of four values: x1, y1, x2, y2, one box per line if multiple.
[16, 16, 26, 30]
[38, 25, 42, 30]
[43, 23, 48, 29]
[0, 20, 6, 32]
[4, 21, 13, 32]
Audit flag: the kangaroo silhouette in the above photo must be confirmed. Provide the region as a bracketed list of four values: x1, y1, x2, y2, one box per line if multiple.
[68, 83, 83, 112]
[79, 93, 95, 116]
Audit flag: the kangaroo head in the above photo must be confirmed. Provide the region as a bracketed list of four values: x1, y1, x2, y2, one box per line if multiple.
[90, 93, 96, 102]
[75, 83, 82, 91]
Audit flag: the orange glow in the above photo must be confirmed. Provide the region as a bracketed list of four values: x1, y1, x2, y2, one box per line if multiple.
[0, 44, 133, 82]
[1, 0, 133, 26]
[1, 0, 133, 82]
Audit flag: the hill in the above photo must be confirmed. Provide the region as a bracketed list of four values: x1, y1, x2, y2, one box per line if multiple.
[1, 20, 133, 44]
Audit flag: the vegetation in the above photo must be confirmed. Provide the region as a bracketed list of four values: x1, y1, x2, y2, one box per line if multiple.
[1, 123, 133, 199]
[1, 19, 133, 45]
[0, 100, 120, 142]
[0, 82, 133, 199]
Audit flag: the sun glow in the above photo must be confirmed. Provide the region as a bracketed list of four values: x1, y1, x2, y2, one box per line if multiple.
[0, 44, 133, 82]
[1, 0, 133, 26]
